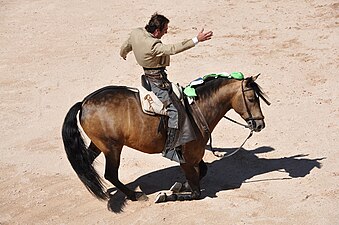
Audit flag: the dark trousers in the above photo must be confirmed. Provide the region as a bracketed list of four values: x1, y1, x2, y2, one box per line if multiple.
[149, 82, 178, 129]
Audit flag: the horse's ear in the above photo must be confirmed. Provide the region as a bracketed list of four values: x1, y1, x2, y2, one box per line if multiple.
[245, 73, 260, 87]
[252, 73, 261, 81]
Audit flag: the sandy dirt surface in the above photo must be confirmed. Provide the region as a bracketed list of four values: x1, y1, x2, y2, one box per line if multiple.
[1, 0, 338, 224]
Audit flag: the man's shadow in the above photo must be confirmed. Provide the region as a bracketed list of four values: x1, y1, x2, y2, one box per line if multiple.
[107, 146, 324, 212]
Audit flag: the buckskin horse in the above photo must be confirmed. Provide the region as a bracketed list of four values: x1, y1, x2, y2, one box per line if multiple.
[61, 74, 270, 203]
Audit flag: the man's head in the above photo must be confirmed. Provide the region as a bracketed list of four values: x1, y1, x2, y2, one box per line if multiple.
[145, 13, 169, 39]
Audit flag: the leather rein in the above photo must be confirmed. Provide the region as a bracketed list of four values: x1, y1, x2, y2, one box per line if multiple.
[191, 80, 270, 158]
[193, 79, 263, 158]
[211, 80, 259, 158]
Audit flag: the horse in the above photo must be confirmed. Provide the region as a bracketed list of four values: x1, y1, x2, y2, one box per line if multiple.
[61, 74, 270, 203]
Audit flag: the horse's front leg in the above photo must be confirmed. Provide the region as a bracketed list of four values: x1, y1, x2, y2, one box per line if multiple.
[155, 163, 201, 203]
[169, 160, 207, 193]
[180, 163, 201, 199]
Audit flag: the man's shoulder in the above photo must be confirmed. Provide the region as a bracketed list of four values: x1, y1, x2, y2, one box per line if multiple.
[131, 27, 148, 36]
[131, 27, 160, 44]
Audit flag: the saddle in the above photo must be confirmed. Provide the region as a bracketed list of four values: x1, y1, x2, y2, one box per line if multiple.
[138, 75, 183, 116]
[138, 75, 197, 148]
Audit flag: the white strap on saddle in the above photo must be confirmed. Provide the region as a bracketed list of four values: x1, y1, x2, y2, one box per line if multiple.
[138, 83, 183, 116]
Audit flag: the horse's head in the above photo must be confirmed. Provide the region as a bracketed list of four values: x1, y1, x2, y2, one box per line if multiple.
[232, 74, 270, 132]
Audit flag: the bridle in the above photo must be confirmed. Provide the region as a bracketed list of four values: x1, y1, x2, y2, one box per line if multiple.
[190, 77, 270, 159]
[211, 79, 268, 158]
[241, 79, 265, 130]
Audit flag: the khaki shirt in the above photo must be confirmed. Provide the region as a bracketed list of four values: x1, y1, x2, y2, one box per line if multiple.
[120, 27, 195, 68]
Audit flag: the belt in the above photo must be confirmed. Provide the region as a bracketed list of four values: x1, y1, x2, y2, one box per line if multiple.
[144, 73, 163, 79]
[143, 67, 166, 71]
[143, 67, 167, 79]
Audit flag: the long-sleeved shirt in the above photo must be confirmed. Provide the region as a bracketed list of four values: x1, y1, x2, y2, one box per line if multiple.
[120, 27, 197, 68]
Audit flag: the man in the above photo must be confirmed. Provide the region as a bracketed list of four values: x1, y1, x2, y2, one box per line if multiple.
[120, 13, 213, 163]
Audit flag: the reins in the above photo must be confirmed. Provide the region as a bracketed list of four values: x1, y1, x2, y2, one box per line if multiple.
[223, 115, 249, 128]
[191, 78, 269, 159]
[209, 117, 253, 158]
[209, 80, 254, 158]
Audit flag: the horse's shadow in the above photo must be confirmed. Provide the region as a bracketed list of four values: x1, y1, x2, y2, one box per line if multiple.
[107, 146, 324, 212]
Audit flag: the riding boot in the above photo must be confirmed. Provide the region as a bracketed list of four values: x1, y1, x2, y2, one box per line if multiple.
[163, 128, 185, 163]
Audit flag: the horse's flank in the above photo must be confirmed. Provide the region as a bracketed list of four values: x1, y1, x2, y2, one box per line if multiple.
[80, 87, 165, 155]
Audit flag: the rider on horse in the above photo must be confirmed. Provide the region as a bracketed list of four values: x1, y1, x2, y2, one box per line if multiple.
[120, 13, 213, 163]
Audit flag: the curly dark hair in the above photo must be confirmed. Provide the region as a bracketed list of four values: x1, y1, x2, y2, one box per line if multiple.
[145, 13, 169, 33]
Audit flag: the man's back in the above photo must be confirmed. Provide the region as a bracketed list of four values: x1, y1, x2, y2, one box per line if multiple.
[128, 27, 163, 68]
[120, 27, 195, 69]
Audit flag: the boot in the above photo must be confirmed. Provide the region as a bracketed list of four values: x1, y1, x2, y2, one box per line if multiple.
[163, 128, 185, 163]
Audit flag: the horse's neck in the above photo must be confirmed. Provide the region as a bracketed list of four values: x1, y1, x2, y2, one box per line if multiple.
[197, 82, 238, 132]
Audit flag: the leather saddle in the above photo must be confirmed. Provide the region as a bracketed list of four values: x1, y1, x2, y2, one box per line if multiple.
[138, 75, 197, 148]
[138, 75, 183, 116]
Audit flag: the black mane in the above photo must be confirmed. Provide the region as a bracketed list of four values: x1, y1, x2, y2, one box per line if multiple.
[194, 77, 270, 105]
[195, 77, 236, 100]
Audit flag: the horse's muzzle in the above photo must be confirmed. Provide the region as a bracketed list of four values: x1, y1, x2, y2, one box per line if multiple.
[247, 119, 265, 132]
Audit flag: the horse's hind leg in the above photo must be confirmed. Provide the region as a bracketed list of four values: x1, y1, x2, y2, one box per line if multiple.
[103, 143, 147, 201]
[88, 142, 101, 164]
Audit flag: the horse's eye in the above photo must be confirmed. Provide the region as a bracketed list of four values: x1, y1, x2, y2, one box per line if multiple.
[248, 98, 255, 103]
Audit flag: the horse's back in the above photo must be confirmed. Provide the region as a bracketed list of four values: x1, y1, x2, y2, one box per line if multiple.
[83, 86, 138, 102]
[82, 86, 143, 117]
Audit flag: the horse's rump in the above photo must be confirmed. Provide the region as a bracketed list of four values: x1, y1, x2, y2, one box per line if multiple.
[80, 86, 165, 153]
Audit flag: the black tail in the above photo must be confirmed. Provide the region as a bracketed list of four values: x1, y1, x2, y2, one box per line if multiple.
[61, 102, 108, 200]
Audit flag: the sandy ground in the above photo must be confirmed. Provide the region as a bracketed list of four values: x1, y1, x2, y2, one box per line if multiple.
[1, 0, 338, 224]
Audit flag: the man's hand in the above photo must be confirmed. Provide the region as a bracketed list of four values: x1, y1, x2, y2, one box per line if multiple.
[197, 28, 213, 42]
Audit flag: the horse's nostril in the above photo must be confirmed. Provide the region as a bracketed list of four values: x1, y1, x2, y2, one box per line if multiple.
[257, 125, 262, 131]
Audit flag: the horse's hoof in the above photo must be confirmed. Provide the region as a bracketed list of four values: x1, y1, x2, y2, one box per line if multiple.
[136, 192, 148, 201]
[170, 182, 183, 193]
[154, 192, 167, 203]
